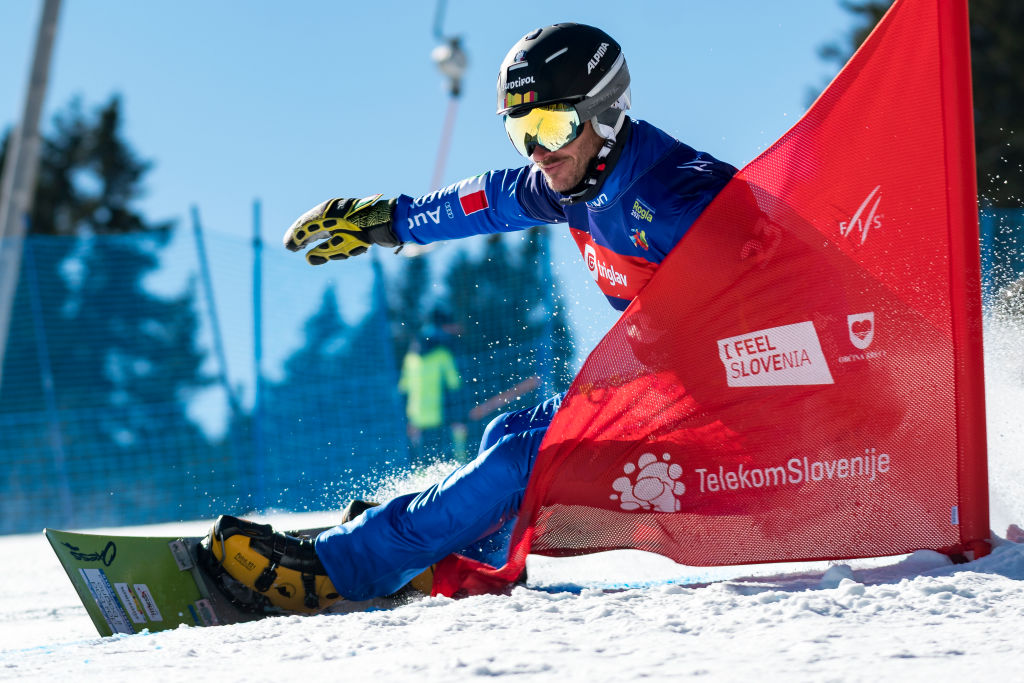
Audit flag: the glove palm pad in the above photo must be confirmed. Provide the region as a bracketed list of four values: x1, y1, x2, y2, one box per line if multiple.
[283, 194, 398, 265]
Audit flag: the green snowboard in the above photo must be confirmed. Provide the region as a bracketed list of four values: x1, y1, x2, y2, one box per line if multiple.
[44, 527, 409, 637]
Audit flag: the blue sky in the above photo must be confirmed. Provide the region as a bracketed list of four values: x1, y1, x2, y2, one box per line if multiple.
[1, 1, 859, 431]
[2, 1, 856, 244]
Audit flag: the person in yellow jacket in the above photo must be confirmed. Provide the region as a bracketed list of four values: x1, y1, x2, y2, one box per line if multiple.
[399, 324, 465, 466]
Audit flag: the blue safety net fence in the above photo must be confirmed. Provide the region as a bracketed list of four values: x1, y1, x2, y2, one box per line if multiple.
[0, 221, 591, 533]
[981, 208, 1024, 298]
[1, 209, 1019, 534]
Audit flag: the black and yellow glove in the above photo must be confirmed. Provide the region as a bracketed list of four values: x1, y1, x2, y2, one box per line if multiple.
[283, 194, 401, 265]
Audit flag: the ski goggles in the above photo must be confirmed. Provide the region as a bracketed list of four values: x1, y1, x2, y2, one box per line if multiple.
[503, 103, 582, 158]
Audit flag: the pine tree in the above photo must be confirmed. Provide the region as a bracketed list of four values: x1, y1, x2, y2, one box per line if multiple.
[818, 0, 1024, 207]
[0, 96, 212, 528]
[261, 287, 348, 508]
[390, 254, 431, 362]
[264, 272, 406, 507]
[519, 226, 576, 392]
[442, 230, 576, 446]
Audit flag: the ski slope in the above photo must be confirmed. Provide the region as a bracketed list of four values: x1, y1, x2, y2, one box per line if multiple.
[3, 317, 1023, 681]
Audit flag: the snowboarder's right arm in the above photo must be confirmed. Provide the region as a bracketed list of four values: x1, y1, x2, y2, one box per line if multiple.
[283, 194, 401, 265]
[391, 167, 566, 245]
[282, 167, 566, 265]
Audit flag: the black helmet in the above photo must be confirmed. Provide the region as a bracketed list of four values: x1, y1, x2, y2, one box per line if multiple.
[496, 23, 631, 137]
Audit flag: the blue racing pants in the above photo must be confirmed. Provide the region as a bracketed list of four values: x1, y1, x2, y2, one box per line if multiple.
[316, 393, 562, 600]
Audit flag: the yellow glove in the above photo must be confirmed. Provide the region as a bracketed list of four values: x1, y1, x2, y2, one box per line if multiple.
[283, 194, 401, 265]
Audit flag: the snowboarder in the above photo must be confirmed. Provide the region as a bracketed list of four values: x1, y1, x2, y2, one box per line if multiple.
[204, 22, 737, 610]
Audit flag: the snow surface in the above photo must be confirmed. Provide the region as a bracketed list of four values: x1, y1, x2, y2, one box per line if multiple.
[3, 318, 1024, 682]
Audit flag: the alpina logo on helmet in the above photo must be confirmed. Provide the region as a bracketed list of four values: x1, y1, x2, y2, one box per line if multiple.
[506, 75, 536, 90]
[587, 42, 610, 74]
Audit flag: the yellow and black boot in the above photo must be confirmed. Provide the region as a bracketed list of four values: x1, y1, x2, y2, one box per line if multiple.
[198, 515, 342, 613]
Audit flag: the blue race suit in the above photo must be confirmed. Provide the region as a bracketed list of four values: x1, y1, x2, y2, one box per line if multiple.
[316, 118, 736, 599]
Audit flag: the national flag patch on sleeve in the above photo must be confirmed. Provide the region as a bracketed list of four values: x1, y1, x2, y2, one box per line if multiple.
[458, 175, 489, 215]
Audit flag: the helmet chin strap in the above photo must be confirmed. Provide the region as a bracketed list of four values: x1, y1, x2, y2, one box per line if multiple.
[559, 114, 631, 206]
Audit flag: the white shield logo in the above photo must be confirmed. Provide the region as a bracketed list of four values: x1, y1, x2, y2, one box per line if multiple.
[847, 312, 875, 350]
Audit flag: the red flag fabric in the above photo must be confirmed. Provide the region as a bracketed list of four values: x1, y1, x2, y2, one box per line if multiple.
[433, 0, 988, 597]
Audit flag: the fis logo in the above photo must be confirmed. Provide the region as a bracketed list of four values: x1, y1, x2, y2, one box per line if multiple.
[840, 185, 882, 245]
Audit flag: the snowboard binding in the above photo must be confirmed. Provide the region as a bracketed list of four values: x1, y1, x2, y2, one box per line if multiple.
[196, 515, 342, 614]
[195, 501, 435, 614]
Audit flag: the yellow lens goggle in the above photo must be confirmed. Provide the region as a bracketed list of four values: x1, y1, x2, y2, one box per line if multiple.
[503, 103, 581, 158]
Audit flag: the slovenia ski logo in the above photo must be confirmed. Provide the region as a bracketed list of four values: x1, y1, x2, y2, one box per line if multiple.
[847, 312, 875, 350]
[840, 185, 882, 245]
[611, 452, 686, 512]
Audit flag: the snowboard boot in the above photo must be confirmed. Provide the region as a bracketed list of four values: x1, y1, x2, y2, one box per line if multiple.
[197, 515, 342, 614]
